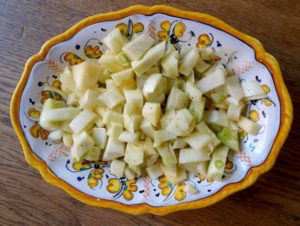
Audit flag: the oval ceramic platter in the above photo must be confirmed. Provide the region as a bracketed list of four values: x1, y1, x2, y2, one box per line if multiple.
[11, 5, 292, 215]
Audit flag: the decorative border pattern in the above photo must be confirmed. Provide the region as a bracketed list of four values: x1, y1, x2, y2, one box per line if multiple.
[10, 5, 293, 215]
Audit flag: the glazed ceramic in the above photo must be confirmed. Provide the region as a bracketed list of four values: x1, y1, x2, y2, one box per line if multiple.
[11, 5, 292, 215]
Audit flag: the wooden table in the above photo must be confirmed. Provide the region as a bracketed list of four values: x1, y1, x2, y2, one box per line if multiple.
[1, 0, 299, 225]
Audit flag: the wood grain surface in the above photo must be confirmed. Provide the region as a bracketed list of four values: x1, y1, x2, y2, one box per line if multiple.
[1, 0, 299, 225]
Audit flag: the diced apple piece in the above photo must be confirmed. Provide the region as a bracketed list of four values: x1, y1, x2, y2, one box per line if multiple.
[179, 148, 210, 164]
[146, 153, 159, 166]
[118, 131, 140, 143]
[165, 166, 187, 184]
[166, 109, 194, 137]
[146, 162, 163, 179]
[102, 28, 128, 54]
[98, 53, 124, 73]
[123, 102, 141, 116]
[122, 33, 156, 61]
[218, 127, 240, 152]
[48, 129, 64, 141]
[184, 132, 212, 151]
[84, 146, 101, 161]
[124, 166, 135, 180]
[111, 68, 134, 87]
[153, 130, 177, 147]
[40, 97, 64, 130]
[199, 46, 216, 61]
[63, 133, 73, 147]
[140, 119, 155, 138]
[241, 80, 267, 100]
[71, 131, 95, 162]
[124, 89, 144, 106]
[102, 137, 125, 161]
[124, 142, 144, 166]
[79, 89, 102, 110]
[179, 48, 199, 76]
[238, 116, 261, 135]
[92, 128, 107, 149]
[226, 75, 244, 102]
[184, 81, 202, 101]
[103, 110, 123, 126]
[60, 67, 76, 94]
[183, 184, 198, 194]
[136, 74, 148, 90]
[107, 122, 123, 138]
[177, 110, 193, 124]
[143, 137, 157, 156]
[98, 90, 125, 109]
[186, 70, 195, 84]
[110, 159, 126, 177]
[196, 121, 220, 149]
[115, 51, 130, 67]
[179, 45, 192, 59]
[172, 138, 187, 149]
[131, 41, 166, 76]
[227, 104, 244, 121]
[181, 162, 198, 174]
[195, 57, 211, 73]
[229, 120, 239, 131]
[196, 63, 226, 93]
[95, 117, 104, 128]
[203, 110, 229, 127]
[207, 145, 229, 181]
[151, 93, 165, 104]
[98, 67, 111, 84]
[124, 114, 142, 133]
[72, 61, 102, 90]
[142, 73, 165, 101]
[142, 102, 162, 127]
[67, 93, 79, 106]
[128, 164, 142, 178]
[189, 97, 206, 123]
[105, 79, 122, 94]
[42, 108, 80, 122]
[197, 161, 209, 177]
[161, 50, 179, 78]
[166, 86, 190, 111]
[157, 144, 177, 165]
[69, 110, 96, 134]
[160, 163, 177, 178]
[211, 93, 227, 104]
[160, 110, 175, 129]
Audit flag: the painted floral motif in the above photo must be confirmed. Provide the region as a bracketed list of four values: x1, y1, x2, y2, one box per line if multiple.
[62, 52, 85, 65]
[116, 19, 144, 39]
[66, 160, 107, 189]
[158, 176, 187, 201]
[107, 177, 138, 201]
[51, 80, 62, 89]
[29, 123, 49, 140]
[88, 168, 105, 188]
[261, 84, 274, 106]
[196, 33, 213, 48]
[40, 89, 63, 104]
[157, 20, 186, 50]
[249, 110, 260, 122]
[60, 38, 103, 65]
[225, 157, 234, 170]
[27, 106, 49, 140]
[28, 108, 40, 118]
